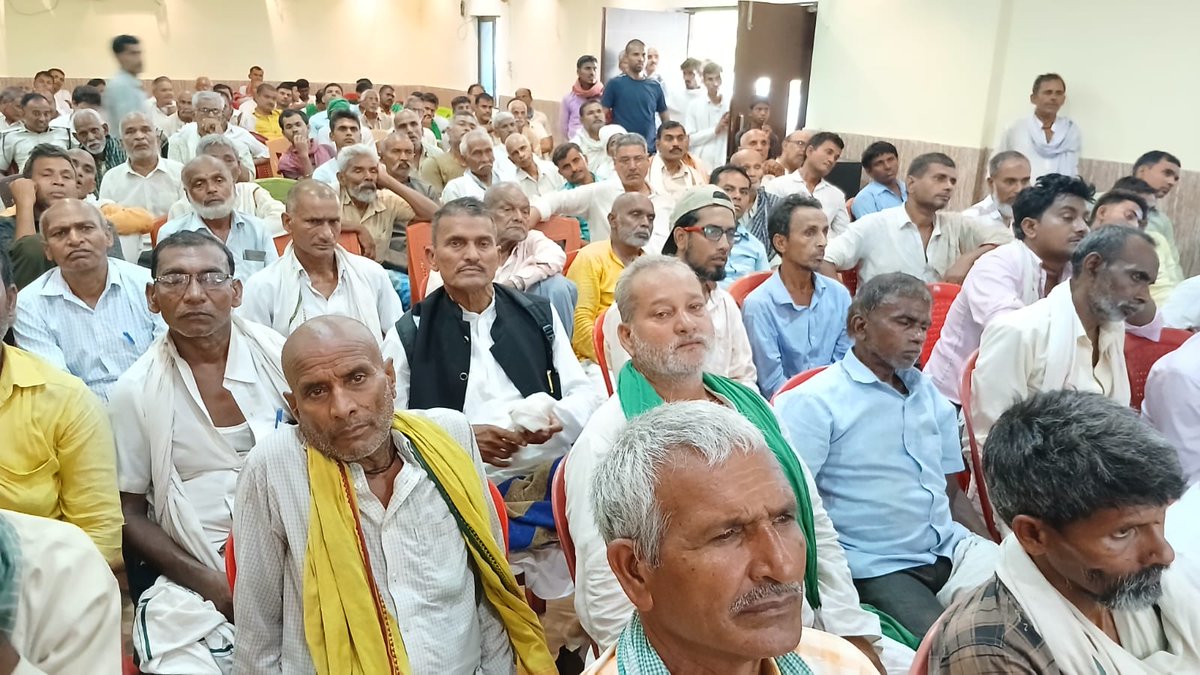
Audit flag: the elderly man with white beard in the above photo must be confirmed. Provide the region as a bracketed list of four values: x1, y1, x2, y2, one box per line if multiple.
[157, 155, 278, 281]
[964, 151, 1032, 230]
[335, 143, 434, 264]
[71, 108, 125, 189]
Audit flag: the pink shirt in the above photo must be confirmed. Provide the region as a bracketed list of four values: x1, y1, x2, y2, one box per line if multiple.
[926, 240, 1061, 403]
[277, 143, 336, 180]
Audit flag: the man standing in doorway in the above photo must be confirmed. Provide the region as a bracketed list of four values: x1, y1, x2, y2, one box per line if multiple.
[602, 40, 669, 154]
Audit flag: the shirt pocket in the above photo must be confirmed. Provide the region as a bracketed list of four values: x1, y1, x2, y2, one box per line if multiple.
[0, 454, 61, 517]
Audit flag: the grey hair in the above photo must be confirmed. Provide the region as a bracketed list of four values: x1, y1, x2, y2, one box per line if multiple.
[459, 127, 493, 155]
[0, 87, 22, 105]
[196, 133, 238, 155]
[119, 110, 156, 135]
[335, 143, 378, 173]
[613, 254, 695, 323]
[984, 390, 1185, 528]
[451, 112, 479, 125]
[847, 271, 931, 323]
[72, 108, 105, 129]
[988, 150, 1029, 177]
[590, 401, 774, 565]
[611, 132, 649, 155]
[1069, 225, 1155, 280]
[192, 90, 224, 111]
[483, 181, 526, 209]
[491, 111, 515, 127]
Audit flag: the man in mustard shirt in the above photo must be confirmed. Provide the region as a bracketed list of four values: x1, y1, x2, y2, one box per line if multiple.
[0, 249, 122, 566]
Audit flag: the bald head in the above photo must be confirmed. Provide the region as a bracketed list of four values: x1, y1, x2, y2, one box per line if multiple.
[282, 316, 383, 386]
[740, 128, 769, 153]
[183, 154, 231, 182]
[609, 191, 655, 249]
[41, 198, 104, 230]
[730, 149, 765, 188]
[286, 178, 339, 211]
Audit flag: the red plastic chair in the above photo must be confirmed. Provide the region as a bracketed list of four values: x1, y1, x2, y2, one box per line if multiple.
[907, 608, 948, 674]
[148, 216, 169, 247]
[770, 366, 829, 404]
[551, 455, 575, 580]
[563, 249, 580, 275]
[487, 480, 509, 556]
[960, 350, 1001, 542]
[594, 306, 614, 396]
[272, 231, 362, 256]
[839, 267, 859, 296]
[727, 270, 772, 309]
[920, 283, 961, 368]
[535, 216, 583, 252]
[406, 221, 433, 303]
[1126, 328, 1192, 411]
[224, 532, 236, 591]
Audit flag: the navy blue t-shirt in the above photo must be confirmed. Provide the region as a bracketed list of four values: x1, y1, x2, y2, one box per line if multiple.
[601, 75, 667, 153]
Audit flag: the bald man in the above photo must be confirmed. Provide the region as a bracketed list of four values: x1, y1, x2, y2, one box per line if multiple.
[565, 191, 654, 360]
[239, 180, 403, 338]
[739, 128, 771, 164]
[233, 315, 554, 674]
[13, 200, 164, 401]
[729, 148, 784, 256]
[157, 155, 278, 281]
[112, 230, 292, 673]
[194, 76, 213, 92]
[506, 133, 564, 199]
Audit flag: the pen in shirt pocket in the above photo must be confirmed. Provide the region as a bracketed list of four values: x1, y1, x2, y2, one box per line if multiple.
[122, 331, 135, 346]
[275, 408, 284, 429]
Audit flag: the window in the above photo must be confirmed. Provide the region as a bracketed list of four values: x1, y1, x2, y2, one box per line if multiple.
[477, 17, 497, 95]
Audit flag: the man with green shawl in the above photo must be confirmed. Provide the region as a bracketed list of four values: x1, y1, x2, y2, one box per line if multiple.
[564, 255, 915, 673]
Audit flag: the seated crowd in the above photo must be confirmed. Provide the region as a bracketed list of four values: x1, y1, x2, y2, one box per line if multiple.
[1, 33, 1198, 675]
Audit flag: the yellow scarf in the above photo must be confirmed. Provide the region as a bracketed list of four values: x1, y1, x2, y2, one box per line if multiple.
[302, 411, 557, 675]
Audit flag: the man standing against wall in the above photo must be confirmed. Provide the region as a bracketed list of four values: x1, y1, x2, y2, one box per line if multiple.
[602, 39, 669, 154]
[996, 73, 1081, 179]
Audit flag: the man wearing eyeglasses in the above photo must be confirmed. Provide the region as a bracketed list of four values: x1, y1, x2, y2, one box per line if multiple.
[109, 229, 292, 673]
[603, 185, 757, 386]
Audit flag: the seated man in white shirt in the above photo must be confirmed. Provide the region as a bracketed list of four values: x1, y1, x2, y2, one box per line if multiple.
[382, 197, 600, 597]
[765, 131, 850, 236]
[1142, 331, 1200, 486]
[100, 111, 186, 219]
[568, 254, 906, 671]
[311, 107, 367, 189]
[530, 132, 675, 247]
[971, 226, 1159, 446]
[963, 150, 1031, 230]
[166, 133, 285, 237]
[823, 153, 1012, 285]
[158, 155, 278, 281]
[166, 91, 264, 178]
[442, 128, 503, 202]
[506, 133, 564, 199]
[570, 100, 608, 174]
[605, 186, 758, 387]
[647, 121, 707, 198]
[239, 180, 403, 338]
[0, 93, 73, 175]
[112, 231, 292, 674]
[0, 509, 123, 675]
[427, 183, 576, 333]
[13, 199, 164, 401]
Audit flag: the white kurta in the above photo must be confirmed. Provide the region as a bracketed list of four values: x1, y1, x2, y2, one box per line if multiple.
[766, 172, 851, 237]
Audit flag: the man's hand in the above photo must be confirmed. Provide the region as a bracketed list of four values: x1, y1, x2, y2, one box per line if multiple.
[843, 636, 887, 675]
[198, 118, 221, 136]
[9, 178, 36, 208]
[717, 112, 730, 133]
[196, 569, 234, 623]
[763, 159, 786, 178]
[473, 424, 527, 467]
[942, 244, 999, 285]
[354, 229, 377, 260]
[293, 132, 309, 154]
[521, 419, 563, 446]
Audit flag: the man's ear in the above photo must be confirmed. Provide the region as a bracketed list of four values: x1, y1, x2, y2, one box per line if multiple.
[616, 320, 633, 357]
[607, 539, 655, 613]
[1010, 514, 1053, 557]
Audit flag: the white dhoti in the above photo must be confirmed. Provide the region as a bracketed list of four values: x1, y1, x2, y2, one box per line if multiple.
[134, 577, 235, 674]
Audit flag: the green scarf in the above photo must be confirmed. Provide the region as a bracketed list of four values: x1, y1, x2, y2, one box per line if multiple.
[616, 613, 812, 675]
[616, 363, 920, 650]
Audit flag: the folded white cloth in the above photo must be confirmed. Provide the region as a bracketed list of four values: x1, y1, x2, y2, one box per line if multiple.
[508, 392, 558, 433]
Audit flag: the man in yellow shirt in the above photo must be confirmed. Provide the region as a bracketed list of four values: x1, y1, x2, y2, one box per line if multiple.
[566, 192, 652, 360]
[0, 249, 122, 566]
[243, 83, 282, 142]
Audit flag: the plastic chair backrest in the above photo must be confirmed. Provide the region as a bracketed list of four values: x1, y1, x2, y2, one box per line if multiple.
[593, 306, 614, 396]
[1126, 328, 1192, 411]
[921, 282, 962, 368]
[551, 457, 575, 580]
[728, 271, 772, 309]
[770, 366, 829, 404]
[840, 267, 859, 296]
[488, 480, 509, 556]
[536, 216, 583, 252]
[406, 221, 433, 303]
[960, 350, 1001, 542]
[149, 216, 168, 247]
[564, 249, 580, 275]
[255, 176, 296, 202]
[225, 532, 236, 591]
[371, 128, 390, 143]
[272, 231, 362, 256]
[907, 608, 948, 675]
[267, 137, 290, 175]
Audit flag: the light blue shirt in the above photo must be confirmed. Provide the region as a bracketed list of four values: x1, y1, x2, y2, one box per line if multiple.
[741, 271, 852, 397]
[775, 348, 967, 579]
[851, 180, 907, 219]
[13, 258, 165, 402]
[158, 210, 278, 282]
[720, 224, 770, 289]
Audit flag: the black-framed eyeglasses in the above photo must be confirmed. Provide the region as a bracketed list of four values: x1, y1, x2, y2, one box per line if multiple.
[683, 225, 738, 243]
[154, 272, 233, 291]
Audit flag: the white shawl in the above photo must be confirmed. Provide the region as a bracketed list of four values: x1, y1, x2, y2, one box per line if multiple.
[1023, 113, 1079, 159]
[142, 317, 291, 571]
[276, 243, 384, 338]
[1040, 281, 1131, 404]
[996, 536, 1200, 674]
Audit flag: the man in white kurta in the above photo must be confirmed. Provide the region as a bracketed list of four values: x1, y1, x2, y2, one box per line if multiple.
[970, 227, 1159, 447]
[165, 133, 286, 237]
[239, 180, 402, 339]
[111, 233, 291, 674]
[995, 74, 1081, 179]
[568, 254, 912, 672]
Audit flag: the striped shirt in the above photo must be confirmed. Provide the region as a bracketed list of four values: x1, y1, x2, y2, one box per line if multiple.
[13, 258, 164, 402]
